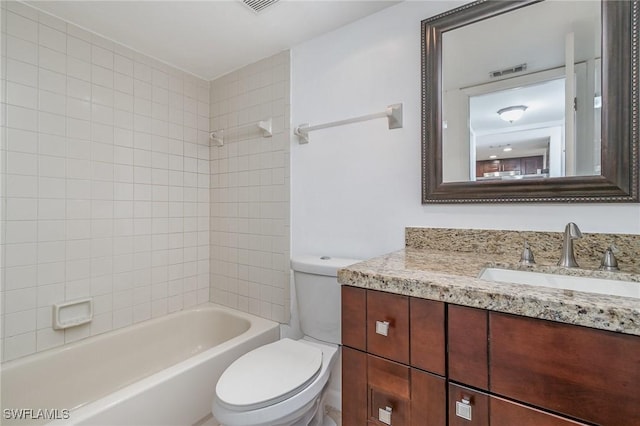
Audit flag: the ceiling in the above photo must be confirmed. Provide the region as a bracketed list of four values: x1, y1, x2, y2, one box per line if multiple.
[472, 78, 566, 161]
[27, 0, 400, 81]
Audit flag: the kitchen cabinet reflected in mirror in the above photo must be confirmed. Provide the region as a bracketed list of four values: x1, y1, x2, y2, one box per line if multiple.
[441, 0, 601, 184]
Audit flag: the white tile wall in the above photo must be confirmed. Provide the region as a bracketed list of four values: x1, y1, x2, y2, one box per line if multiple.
[1, 2, 211, 362]
[209, 51, 291, 323]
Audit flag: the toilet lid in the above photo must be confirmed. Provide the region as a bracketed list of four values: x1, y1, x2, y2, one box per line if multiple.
[216, 338, 323, 411]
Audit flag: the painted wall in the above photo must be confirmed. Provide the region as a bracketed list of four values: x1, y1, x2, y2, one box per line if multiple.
[209, 52, 291, 323]
[291, 1, 640, 261]
[1, 2, 210, 362]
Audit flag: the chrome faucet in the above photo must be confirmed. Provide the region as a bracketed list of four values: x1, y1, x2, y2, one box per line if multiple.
[558, 222, 583, 268]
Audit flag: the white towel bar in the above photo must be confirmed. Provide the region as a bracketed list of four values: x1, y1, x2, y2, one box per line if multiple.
[295, 103, 402, 144]
[210, 117, 273, 147]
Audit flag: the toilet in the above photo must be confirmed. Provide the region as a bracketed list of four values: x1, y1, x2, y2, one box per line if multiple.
[212, 255, 360, 426]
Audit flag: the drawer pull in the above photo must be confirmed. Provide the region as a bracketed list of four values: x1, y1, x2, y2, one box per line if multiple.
[376, 320, 390, 336]
[378, 406, 393, 425]
[455, 396, 472, 421]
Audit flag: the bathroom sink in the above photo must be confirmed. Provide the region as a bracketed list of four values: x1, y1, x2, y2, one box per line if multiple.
[479, 268, 640, 299]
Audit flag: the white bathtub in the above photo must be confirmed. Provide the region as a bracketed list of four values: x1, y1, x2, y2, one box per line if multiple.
[1, 304, 279, 426]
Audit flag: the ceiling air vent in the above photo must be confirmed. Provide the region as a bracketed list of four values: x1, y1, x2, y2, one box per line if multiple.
[489, 63, 527, 79]
[242, 0, 280, 13]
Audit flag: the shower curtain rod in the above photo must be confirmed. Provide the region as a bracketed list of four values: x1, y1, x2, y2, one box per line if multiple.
[210, 117, 273, 147]
[294, 103, 403, 144]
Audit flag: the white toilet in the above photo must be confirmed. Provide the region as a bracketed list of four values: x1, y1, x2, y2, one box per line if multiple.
[212, 255, 359, 426]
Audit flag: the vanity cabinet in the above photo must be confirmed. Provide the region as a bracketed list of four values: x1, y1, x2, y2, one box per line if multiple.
[474, 155, 544, 178]
[448, 305, 640, 426]
[448, 384, 587, 426]
[341, 286, 446, 425]
[343, 287, 640, 426]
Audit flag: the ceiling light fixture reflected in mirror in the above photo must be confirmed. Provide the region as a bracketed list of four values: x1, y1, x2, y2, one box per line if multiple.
[497, 105, 528, 123]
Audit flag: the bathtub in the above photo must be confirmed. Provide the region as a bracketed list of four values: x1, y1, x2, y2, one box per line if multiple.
[1, 304, 279, 426]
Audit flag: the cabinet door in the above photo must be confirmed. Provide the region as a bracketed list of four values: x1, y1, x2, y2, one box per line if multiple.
[522, 155, 543, 175]
[485, 160, 500, 173]
[448, 305, 488, 390]
[367, 290, 409, 364]
[500, 158, 521, 172]
[343, 347, 367, 425]
[490, 396, 589, 426]
[342, 285, 366, 351]
[448, 383, 488, 426]
[410, 369, 445, 426]
[410, 298, 445, 375]
[490, 312, 640, 426]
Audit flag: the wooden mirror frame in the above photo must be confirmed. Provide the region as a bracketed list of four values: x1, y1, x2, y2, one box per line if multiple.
[421, 0, 639, 203]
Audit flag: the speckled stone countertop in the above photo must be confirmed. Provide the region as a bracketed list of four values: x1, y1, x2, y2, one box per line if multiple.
[338, 248, 640, 336]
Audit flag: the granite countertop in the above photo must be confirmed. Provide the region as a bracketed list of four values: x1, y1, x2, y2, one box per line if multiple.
[338, 248, 640, 336]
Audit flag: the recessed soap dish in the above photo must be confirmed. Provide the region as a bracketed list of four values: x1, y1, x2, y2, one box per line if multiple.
[52, 298, 93, 330]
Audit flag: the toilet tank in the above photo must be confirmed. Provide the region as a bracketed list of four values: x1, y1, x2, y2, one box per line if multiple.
[291, 255, 361, 345]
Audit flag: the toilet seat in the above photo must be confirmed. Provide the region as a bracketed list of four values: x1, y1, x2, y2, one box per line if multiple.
[212, 339, 338, 426]
[216, 338, 323, 411]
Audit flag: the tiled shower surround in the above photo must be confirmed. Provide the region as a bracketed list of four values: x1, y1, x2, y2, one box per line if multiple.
[0, 2, 212, 361]
[208, 52, 291, 323]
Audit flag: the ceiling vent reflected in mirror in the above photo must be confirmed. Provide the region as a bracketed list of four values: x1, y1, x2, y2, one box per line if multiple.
[242, 0, 280, 13]
[489, 63, 528, 79]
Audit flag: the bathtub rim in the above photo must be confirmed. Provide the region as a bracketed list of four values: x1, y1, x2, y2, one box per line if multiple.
[1, 303, 280, 426]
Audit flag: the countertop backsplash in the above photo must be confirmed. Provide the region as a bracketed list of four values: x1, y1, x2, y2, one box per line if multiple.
[406, 227, 640, 273]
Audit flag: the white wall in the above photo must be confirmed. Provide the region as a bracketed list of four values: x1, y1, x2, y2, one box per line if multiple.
[208, 52, 291, 324]
[291, 1, 640, 260]
[1, 2, 211, 362]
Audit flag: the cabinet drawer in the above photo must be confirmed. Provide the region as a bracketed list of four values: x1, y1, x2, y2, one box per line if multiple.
[448, 305, 488, 390]
[367, 290, 409, 364]
[342, 286, 367, 351]
[490, 312, 640, 426]
[449, 383, 590, 426]
[367, 354, 410, 399]
[368, 355, 410, 426]
[410, 298, 445, 375]
[369, 389, 409, 426]
[490, 395, 589, 426]
[448, 383, 488, 426]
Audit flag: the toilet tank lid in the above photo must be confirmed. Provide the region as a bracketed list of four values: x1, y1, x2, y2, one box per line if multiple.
[291, 255, 361, 277]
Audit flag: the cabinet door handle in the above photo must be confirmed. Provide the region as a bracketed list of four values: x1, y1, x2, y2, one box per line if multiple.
[378, 406, 392, 425]
[455, 396, 472, 421]
[375, 320, 390, 336]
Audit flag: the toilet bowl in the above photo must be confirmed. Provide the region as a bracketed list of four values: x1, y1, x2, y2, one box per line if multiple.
[211, 255, 360, 426]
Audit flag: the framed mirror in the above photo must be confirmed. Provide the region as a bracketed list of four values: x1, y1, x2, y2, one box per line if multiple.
[421, 0, 639, 203]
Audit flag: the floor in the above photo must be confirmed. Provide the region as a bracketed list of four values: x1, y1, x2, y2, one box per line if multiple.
[193, 414, 219, 426]
[194, 406, 342, 425]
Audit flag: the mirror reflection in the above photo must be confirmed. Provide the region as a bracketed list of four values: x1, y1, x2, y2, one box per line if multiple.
[441, 0, 601, 183]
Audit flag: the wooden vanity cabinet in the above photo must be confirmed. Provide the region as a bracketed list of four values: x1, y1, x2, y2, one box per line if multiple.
[342, 286, 367, 351]
[342, 287, 447, 426]
[343, 346, 367, 425]
[489, 312, 640, 426]
[448, 384, 588, 426]
[366, 290, 409, 364]
[447, 306, 640, 426]
[447, 305, 488, 390]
